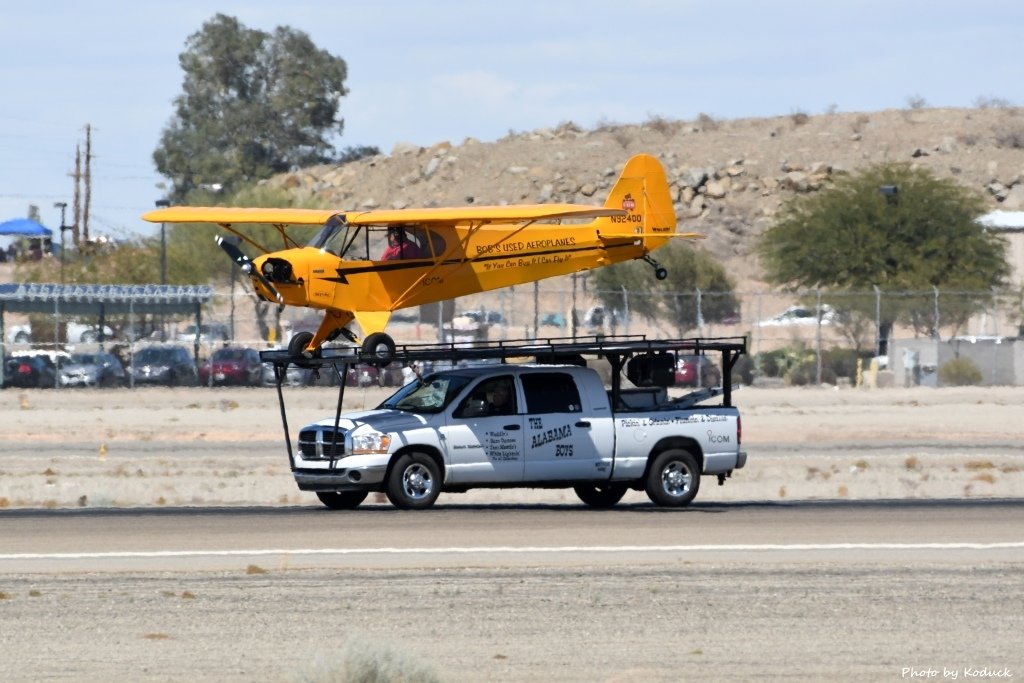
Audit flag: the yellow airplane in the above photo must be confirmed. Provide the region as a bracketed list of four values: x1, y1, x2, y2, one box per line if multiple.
[143, 153, 700, 360]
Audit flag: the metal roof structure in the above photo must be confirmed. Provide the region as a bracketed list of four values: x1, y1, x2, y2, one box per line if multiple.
[0, 283, 214, 315]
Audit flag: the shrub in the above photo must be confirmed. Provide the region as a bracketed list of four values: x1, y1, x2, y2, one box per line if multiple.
[731, 355, 754, 385]
[786, 358, 837, 386]
[821, 347, 872, 383]
[938, 357, 982, 386]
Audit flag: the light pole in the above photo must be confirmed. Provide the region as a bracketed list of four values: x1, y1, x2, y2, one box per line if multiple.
[155, 199, 171, 341]
[876, 185, 899, 356]
[54, 202, 68, 284]
[155, 199, 170, 285]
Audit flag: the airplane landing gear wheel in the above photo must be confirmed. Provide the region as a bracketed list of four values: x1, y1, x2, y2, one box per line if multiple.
[362, 332, 395, 366]
[655, 267, 668, 280]
[288, 331, 314, 358]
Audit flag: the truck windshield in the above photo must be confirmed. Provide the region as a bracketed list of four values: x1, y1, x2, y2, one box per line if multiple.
[378, 373, 473, 414]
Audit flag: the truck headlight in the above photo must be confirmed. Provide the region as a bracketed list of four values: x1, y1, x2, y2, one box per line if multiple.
[350, 431, 392, 454]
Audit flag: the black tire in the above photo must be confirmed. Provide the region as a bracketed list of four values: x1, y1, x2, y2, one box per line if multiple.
[361, 332, 395, 366]
[316, 491, 368, 510]
[645, 449, 701, 507]
[386, 452, 442, 510]
[574, 483, 629, 508]
[288, 331, 314, 357]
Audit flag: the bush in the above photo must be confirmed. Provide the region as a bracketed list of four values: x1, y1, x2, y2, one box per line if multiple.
[786, 358, 837, 386]
[938, 357, 983, 386]
[755, 345, 814, 379]
[731, 354, 754, 385]
[821, 347, 873, 383]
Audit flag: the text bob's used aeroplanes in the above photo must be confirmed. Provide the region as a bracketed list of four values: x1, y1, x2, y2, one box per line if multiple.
[144, 153, 700, 361]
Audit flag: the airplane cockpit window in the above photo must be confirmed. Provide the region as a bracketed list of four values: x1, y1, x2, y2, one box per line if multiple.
[308, 215, 352, 257]
[309, 219, 443, 262]
[372, 225, 431, 261]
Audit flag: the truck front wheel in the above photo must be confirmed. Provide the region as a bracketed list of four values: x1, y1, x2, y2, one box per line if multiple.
[386, 453, 442, 510]
[316, 491, 368, 510]
[574, 483, 628, 508]
[645, 449, 700, 507]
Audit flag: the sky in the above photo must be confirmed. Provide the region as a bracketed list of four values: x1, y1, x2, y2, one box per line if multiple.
[1, 0, 1022, 241]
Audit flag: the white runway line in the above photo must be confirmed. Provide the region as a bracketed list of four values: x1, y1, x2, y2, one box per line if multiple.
[4, 542, 1024, 561]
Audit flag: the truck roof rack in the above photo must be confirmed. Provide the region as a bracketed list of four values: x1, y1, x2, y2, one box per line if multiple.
[261, 334, 747, 404]
[261, 334, 745, 367]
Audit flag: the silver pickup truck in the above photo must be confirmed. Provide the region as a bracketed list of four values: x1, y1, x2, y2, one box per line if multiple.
[291, 362, 745, 510]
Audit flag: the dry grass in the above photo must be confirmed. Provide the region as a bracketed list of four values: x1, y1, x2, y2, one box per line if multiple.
[965, 460, 996, 471]
[297, 636, 442, 683]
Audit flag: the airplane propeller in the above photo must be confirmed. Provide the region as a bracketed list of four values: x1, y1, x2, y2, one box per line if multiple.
[216, 235, 284, 304]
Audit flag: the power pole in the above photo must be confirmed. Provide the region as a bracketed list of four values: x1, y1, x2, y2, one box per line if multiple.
[71, 146, 82, 247]
[83, 124, 92, 244]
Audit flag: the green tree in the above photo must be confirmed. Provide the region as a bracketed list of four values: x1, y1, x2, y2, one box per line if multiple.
[153, 14, 349, 200]
[590, 242, 738, 336]
[758, 163, 1009, 347]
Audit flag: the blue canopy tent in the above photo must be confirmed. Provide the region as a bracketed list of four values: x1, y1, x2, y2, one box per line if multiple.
[0, 218, 53, 237]
[0, 218, 55, 262]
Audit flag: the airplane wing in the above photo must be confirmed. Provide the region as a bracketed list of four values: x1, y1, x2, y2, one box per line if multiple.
[344, 204, 625, 225]
[142, 207, 337, 225]
[143, 204, 623, 227]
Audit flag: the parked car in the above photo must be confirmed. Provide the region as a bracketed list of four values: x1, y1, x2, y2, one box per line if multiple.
[3, 354, 58, 388]
[176, 323, 230, 344]
[130, 345, 198, 386]
[758, 305, 836, 327]
[260, 361, 311, 387]
[675, 354, 722, 388]
[5, 323, 116, 344]
[199, 346, 263, 386]
[459, 310, 505, 325]
[7, 325, 31, 344]
[60, 352, 128, 388]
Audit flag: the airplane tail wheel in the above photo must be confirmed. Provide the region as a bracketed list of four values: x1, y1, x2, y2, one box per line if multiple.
[362, 332, 396, 366]
[655, 267, 668, 280]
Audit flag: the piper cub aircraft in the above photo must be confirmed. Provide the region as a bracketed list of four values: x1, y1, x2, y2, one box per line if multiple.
[143, 153, 700, 361]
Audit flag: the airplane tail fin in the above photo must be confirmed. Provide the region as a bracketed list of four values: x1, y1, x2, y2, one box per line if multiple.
[600, 154, 690, 252]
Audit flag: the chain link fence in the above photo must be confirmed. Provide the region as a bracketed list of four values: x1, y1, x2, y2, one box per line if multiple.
[3, 282, 1023, 388]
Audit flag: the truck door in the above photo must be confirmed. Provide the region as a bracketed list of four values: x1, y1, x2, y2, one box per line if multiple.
[441, 375, 525, 483]
[521, 371, 606, 481]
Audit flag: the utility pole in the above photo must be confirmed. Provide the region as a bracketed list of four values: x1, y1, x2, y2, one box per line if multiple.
[71, 146, 82, 247]
[83, 124, 92, 244]
[54, 202, 68, 284]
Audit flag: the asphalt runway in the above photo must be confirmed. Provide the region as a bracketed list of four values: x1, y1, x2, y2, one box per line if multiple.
[2, 500, 1022, 682]
[3, 499, 1022, 573]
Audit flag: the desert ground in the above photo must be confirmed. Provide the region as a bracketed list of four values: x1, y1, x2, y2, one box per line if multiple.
[2, 384, 1023, 682]
[1, 383, 1022, 509]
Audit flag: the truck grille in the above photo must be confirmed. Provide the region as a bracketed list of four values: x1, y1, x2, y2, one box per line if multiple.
[298, 427, 348, 460]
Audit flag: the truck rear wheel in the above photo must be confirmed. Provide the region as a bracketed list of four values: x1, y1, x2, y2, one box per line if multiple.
[574, 483, 628, 508]
[386, 453, 441, 510]
[315, 491, 368, 510]
[645, 449, 700, 507]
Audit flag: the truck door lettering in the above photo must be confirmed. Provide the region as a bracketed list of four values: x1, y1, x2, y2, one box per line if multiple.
[530, 423, 573, 448]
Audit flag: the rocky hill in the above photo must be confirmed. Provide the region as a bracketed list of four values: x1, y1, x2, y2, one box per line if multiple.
[266, 106, 1024, 291]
